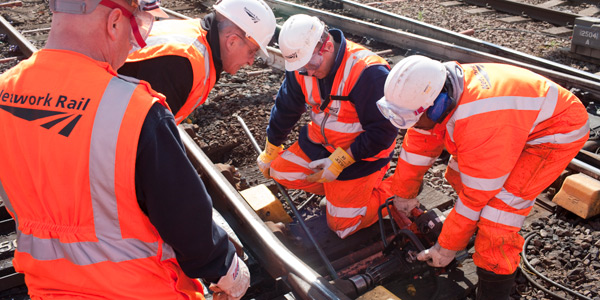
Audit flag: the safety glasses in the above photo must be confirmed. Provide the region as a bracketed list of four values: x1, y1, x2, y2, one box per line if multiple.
[298, 35, 330, 75]
[233, 33, 261, 58]
[99, 0, 154, 48]
[376, 98, 426, 129]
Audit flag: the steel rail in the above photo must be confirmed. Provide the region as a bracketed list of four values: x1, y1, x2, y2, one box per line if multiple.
[177, 126, 350, 300]
[331, 0, 600, 84]
[265, 0, 600, 101]
[461, 0, 581, 27]
[0, 15, 37, 57]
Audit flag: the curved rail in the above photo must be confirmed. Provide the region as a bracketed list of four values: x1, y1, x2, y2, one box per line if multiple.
[329, 0, 600, 85]
[461, 0, 582, 27]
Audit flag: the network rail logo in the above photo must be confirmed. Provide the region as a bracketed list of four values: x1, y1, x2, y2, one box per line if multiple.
[0, 90, 90, 137]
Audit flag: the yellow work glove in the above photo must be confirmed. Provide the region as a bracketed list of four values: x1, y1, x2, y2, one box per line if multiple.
[306, 147, 355, 183]
[256, 139, 284, 179]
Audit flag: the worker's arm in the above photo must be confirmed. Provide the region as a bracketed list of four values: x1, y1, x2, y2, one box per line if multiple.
[391, 126, 446, 198]
[135, 103, 235, 282]
[119, 56, 194, 117]
[266, 72, 307, 146]
[348, 65, 398, 161]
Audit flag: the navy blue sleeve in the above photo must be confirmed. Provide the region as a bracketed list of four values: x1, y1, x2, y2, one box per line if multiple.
[135, 103, 235, 282]
[349, 65, 398, 160]
[266, 72, 307, 146]
[119, 56, 194, 117]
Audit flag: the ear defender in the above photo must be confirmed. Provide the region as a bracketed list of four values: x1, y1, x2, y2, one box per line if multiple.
[426, 76, 456, 123]
[426, 91, 455, 123]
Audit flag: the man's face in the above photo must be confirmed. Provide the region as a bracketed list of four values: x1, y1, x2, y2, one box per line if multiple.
[222, 32, 260, 74]
[298, 36, 332, 79]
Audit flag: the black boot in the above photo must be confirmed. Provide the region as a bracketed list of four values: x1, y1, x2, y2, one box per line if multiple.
[475, 267, 517, 300]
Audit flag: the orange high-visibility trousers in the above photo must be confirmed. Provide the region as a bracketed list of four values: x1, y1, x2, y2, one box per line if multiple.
[445, 136, 586, 274]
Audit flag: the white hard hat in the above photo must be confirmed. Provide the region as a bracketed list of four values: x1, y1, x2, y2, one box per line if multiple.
[214, 0, 276, 57]
[278, 14, 325, 71]
[376, 55, 446, 128]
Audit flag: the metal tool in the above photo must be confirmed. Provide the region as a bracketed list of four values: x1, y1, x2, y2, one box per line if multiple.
[234, 114, 338, 280]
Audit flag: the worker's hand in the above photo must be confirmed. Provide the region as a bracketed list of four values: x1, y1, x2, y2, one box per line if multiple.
[392, 196, 419, 216]
[256, 139, 284, 179]
[210, 253, 250, 300]
[417, 242, 457, 268]
[306, 147, 355, 183]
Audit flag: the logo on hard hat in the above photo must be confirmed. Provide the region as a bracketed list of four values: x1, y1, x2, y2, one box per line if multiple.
[244, 7, 260, 23]
[285, 53, 298, 60]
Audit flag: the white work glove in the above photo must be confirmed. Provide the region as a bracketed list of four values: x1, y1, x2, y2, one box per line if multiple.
[210, 253, 250, 300]
[393, 196, 419, 216]
[306, 147, 355, 183]
[417, 242, 457, 268]
[256, 139, 284, 179]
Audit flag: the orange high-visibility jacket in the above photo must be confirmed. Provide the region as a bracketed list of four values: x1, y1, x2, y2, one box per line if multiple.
[294, 40, 395, 161]
[127, 19, 217, 124]
[0, 50, 205, 299]
[392, 62, 589, 251]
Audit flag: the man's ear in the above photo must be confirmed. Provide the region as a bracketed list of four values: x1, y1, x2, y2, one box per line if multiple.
[106, 8, 124, 41]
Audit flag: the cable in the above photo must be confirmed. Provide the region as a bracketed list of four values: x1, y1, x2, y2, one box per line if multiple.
[234, 114, 338, 280]
[519, 261, 566, 300]
[521, 232, 592, 300]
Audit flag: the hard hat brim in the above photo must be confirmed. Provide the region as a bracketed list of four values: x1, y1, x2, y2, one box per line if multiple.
[283, 53, 312, 71]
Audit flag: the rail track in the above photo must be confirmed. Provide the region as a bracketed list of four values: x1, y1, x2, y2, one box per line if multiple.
[1, 0, 600, 299]
[457, 0, 598, 27]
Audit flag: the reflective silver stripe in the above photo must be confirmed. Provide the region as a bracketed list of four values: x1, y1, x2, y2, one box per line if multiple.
[448, 156, 459, 172]
[336, 222, 361, 239]
[454, 197, 481, 221]
[530, 82, 558, 133]
[281, 150, 311, 167]
[16, 77, 163, 264]
[90, 78, 133, 239]
[311, 112, 363, 133]
[460, 172, 509, 191]
[447, 95, 546, 142]
[270, 169, 307, 182]
[496, 188, 535, 210]
[399, 149, 436, 167]
[145, 35, 210, 124]
[17, 233, 159, 265]
[327, 201, 367, 218]
[527, 121, 590, 145]
[336, 49, 376, 95]
[303, 77, 318, 106]
[480, 206, 527, 228]
[453, 96, 545, 121]
[161, 242, 176, 261]
[0, 179, 17, 225]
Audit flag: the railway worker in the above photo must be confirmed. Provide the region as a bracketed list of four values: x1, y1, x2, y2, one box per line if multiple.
[377, 55, 589, 300]
[118, 0, 276, 124]
[0, 0, 249, 299]
[257, 14, 399, 239]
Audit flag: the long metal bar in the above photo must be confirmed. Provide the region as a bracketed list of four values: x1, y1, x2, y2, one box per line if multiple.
[233, 115, 339, 280]
[265, 0, 600, 101]
[178, 126, 349, 300]
[336, 0, 600, 84]
[569, 157, 600, 181]
[0, 15, 37, 57]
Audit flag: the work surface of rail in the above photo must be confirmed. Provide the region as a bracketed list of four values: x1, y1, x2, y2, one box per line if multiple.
[1, 0, 599, 299]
